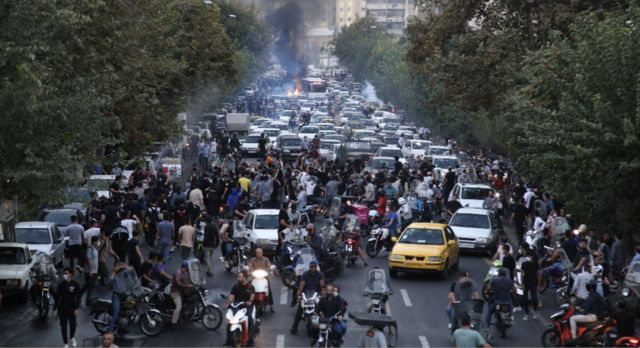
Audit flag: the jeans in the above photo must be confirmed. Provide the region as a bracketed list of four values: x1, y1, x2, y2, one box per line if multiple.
[522, 285, 538, 315]
[224, 243, 234, 259]
[570, 314, 597, 338]
[180, 246, 192, 260]
[59, 310, 77, 344]
[82, 273, 98, 305]
[109, 294, 122, 332]
[332, 320, 347, 340]
[159, 241, 171, 261]
[171, 292, 182, 324]
[203, 247, 215, 273]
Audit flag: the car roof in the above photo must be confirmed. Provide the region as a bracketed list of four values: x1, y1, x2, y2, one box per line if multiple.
[458, 183, 493, 189]
[249, 209, 280, 214]
[0, 242, 29, 249]
[379, 146, 402, 151]
[453, 208, 491, 215]
[430, 145, 449, 149]
[16, 221, 55, 228]
[278, 134, 301, 139]
[371, 156, 395, 161]
[405, 222, 447, 230]
[431, 155, 458, 159]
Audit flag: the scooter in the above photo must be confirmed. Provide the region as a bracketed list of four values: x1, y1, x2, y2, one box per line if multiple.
[540, 303, 616, 347]
[225, 301, 258, 347]
[251, 266, 276, 317]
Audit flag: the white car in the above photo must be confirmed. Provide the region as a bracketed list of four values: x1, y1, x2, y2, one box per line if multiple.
[359, 119, 378, 131]
[259, 128, 281, 143]
[352, 130, 378, 141]
[431, 155, 462, 181]
[319, 140, 341, 160]
[314, 123, 336, 132]
[14, 221, 67, 267]
[235, 209, 280, 254]
[448, 183, 496, 209]
[364, 156, 396, 175]
[374, 146, 406, 164]
[87, 174, 116, 199]
[298, 126, 319, 139]
[279, 110, 297, 123]
[378, 116, 400, 130]
[241, 134, 262, 155]
[402, 139, 432, 158]
[428, 145, 451, 156]
[372, 111, 397, 124]
[448, 208, 501, 254]
[300, 102, 316, 112]
[266, 121, 290, 134]
[0, 243, 37, 301]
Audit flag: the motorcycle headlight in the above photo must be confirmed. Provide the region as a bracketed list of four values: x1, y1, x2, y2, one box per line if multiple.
[319, 323, 327, 330]
[252, 270, 268, 279]
[428, 256, 442, 262]
[389, 254, 403, 261]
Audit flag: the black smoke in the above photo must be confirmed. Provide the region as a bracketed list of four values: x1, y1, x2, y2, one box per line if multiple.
[267, 1, 306, 78]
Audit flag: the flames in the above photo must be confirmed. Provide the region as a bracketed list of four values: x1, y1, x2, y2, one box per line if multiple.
[287, 78, 303, 97]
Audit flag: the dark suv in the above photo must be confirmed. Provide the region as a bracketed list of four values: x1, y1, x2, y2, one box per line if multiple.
[274, 135, 304, 160]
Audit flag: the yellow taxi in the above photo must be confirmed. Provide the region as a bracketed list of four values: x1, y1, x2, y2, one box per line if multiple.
[388, 222, 460, 279]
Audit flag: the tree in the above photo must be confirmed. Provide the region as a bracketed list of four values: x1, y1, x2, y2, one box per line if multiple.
[507, 8, 640, 238]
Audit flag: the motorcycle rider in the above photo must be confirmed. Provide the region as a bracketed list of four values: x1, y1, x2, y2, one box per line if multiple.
[316, 284, 348, 345]
[448, 271, 480, 329]
[170, 260, 194, 326]
[358, 324, 388, 348]
[290, 261, 325, 335]
[569, 280, 605, 339]
[225, 271, 256, 345]
[108, 262, 131, 333]
[484, 268, 514, 328]
[220, 218, 235, 265]
[306, 224, 325, 259]
[248, 248, 274, 313]
[31, 253, 59, 309]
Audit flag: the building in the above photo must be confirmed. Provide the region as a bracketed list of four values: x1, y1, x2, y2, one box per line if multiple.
[336, 0, 363, 30]
[363, 0, 417, 36]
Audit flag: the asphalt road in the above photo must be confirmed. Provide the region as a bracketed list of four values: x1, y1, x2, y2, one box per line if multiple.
[0, 235, 557, 348]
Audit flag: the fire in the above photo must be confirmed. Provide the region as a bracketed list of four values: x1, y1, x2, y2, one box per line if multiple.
[287, 89, 301, 97]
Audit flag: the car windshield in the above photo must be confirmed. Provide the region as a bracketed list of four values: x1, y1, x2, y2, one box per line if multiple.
[244, 136, 260, 143]
[384, 137, 399, 145]
[264, 130, 280, 136]
[254, 119, 269, 126]
[382, 123, 399, 130]
[273, 124, 288, 131]
[64, 188, 91, 203]
[461, 187, 493, 200]
[300, 127, 318, 133]
[281, 138, 302, 146]
[354, 132, 376, 140]
[430, 147, 450, 155]
[361, 120, 376, 126]
[320, 142, 338, 149]
[379, 149, 402, 157]
[0, 247, 27, 265]
[254, 215, 279, 230]
[16, 228, 52, 244]
[382, 118, 399, 124]
[450, 213, 490, 229]
[411, 141, 430, 150]
[317, 124, 334, 131]
[433, 158, 459, 168]
[370, 159, 395, 169]
[346, 142, 372, 151]
[399, 228, 444, 245]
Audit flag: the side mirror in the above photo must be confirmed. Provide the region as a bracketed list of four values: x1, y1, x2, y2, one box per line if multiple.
[391, 237, 398, 243]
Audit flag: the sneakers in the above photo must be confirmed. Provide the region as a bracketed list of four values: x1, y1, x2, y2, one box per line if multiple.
[522, 315, 529, 321]
[447, 323, 452, 329]
[532, 312, 538, 320]
[512, 306, 522, 313]
[70, 338, 77, 348]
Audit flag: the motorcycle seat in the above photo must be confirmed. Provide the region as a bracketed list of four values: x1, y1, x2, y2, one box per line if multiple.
[577, 321, 601, 330]
[96, 299, 112, 305]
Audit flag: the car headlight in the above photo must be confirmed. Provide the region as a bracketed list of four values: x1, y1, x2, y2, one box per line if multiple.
[257, 239, 269, 245]
[428, 256, 442, 262]
[7, 279, 21, 286]
[476, 237, 488, 244]
[389, 254, 403, 261]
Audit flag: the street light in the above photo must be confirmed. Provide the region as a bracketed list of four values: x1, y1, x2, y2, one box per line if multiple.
[229, 14, 237, 18]
[203, 0, 212, 4]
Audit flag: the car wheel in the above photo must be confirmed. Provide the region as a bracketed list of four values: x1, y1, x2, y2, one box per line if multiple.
[452, 258, 459, 271]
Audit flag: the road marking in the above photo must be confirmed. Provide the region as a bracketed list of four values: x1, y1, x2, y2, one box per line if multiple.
[276, 334, 285, 348]
[400, 288, 413, 307]
[280, 286, 289, 305]
[419, 335, 430, 348]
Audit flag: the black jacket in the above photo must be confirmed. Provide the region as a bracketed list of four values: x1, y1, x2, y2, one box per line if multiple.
[56, 280, 81, 312]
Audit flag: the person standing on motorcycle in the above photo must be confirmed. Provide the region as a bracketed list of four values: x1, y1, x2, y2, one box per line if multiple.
[569, 280, 605, 339]
[56, 267, 80, 348]
[248, 248, 274, 313]
[484, 268, 514, 328]
[170, 260, 194, 327]
[291, 261, 325, 334]
[316, 284, 348, 345]
[225, 271, 256, 345]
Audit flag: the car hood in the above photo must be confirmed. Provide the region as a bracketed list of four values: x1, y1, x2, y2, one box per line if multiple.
[252, 229, 279, 241]
[280, 146, 302, 151]
[391, 243, 446, 257]
[0, 265, 28, 279]
[459, 199, 484, 209]
[27, 244, 54, 255]
[450, 226, 491, 239]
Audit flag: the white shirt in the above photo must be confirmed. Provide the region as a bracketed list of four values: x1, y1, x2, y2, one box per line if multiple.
[572, 271, 594, 300]
[121, 219, 137, 240]
[524, 189, 536, 208]
[305, 179, 316, 196]
[84, 227, 101, 243]
[533, 216, 546, 233]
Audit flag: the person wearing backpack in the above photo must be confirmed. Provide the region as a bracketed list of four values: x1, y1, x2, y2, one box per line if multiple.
[570, 280, 606, 339]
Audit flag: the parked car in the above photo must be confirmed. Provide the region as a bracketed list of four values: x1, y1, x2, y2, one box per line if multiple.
[37, 208, 84, 234]
[0, 243, 37, 301]
[234, 209, 280, 255]
[448, 208, 501, 255]
[14, 221, 66, 267]
[448, 183, 496, 209]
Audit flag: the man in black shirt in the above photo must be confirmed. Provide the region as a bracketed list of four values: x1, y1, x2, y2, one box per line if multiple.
[612, 300, 636, 337]
[521, 250, 540, 320]
[316, 285, 348, 344]
[140, 251, 157, 288]
[56, 267, 81, 347]
[446, 196, 463, 216]
[291, 261, 325, 334]
[226, 271, 256, 345]
[511, 199, 528, 241]
[202, 218, 219, 277]
[573, 239, 591, 272]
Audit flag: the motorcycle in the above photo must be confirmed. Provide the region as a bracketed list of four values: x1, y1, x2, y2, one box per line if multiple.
[363, 268, 393, 315]
[251, 266, 276, 317]
[541, 303, 616, 347]
[226, 301, 258, 347]
[301, 291, 320, 337]
[538, 248, 572, 294]
[91, 289, 163, 337]
[342, 235, 359, 267]
[313, 315, 344, 348]
[224, 236, 251, 274]
[451, 299, 485, 333]
[488, 303, 513, 339]
[365, 225, 393, 258]
[29, 253, 56, 319]
[282, 246, 342, 289]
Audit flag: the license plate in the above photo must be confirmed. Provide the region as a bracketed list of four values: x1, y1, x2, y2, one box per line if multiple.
[459, 243, 475, 248]
[406, 262, 422, 266]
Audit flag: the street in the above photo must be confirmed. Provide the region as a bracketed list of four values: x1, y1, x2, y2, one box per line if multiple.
[0, 234, 555, 348]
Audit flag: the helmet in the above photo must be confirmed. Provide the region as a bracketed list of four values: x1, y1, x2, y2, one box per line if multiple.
[397, 197, 406, 205]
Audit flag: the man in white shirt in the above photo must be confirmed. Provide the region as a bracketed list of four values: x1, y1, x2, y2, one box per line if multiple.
[524, 188, 536, 210]
[84, 219, 101, 244]
[572, 264, 595, 301]
[120, 215, 140, 240]
[189, 187, 205, 211]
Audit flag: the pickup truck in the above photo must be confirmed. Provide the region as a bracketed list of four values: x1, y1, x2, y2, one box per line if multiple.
[0, 243, 37, 301]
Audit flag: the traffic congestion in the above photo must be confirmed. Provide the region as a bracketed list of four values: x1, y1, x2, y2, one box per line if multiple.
[1, 66, 639, 348]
